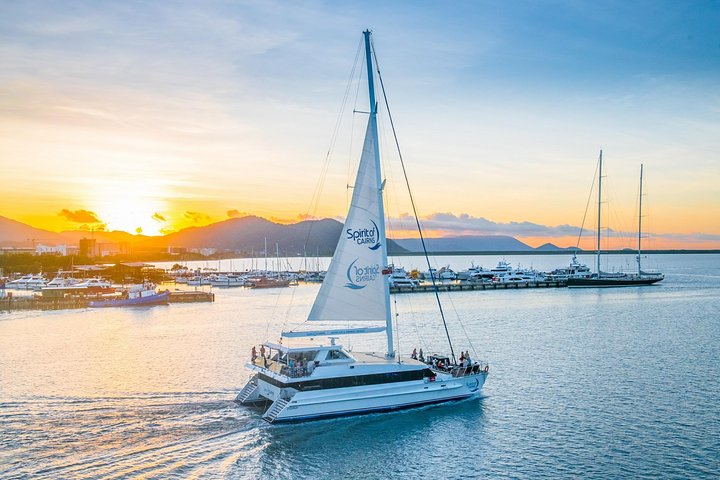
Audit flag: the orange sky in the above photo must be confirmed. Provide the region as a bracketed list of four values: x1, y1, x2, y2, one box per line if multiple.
[1, 3, 719, 249]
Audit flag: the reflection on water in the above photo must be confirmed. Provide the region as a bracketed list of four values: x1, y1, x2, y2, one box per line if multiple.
[1, 254, 719, 478]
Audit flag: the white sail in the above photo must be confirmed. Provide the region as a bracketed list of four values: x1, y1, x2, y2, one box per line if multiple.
[307, 117, 390, 323]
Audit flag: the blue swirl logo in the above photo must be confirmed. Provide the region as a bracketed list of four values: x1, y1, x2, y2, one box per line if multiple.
[346, 220, 381, 250]
[344, 258, 381, 290]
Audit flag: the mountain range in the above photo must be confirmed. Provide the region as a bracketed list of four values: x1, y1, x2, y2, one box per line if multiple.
[0, 215, 568, 254]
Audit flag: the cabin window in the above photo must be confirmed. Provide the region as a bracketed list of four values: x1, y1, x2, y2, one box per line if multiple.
[298, 351, 319, 363]
[325, 350, 349, 360]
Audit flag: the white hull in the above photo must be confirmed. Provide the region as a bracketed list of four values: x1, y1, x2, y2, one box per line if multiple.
[239, 365, 487, 423]
[276, 376, 484, 422]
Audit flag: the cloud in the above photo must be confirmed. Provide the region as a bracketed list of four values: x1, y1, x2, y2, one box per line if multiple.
[269, 213, 319, 224]
[227, 209, 251, 218]
[152, 212, 166, 222]
[59, 208, 103, 223]
[184, 211, 211, 223]
[387, 212, 582, 238]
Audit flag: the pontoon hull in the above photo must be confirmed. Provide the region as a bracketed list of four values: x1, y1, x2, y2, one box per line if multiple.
[241, 372, 487, 423]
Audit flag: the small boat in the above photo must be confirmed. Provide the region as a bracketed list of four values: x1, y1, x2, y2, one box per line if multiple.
[89, 283, 170, 307]
[247, 276, 291, 289]
[210, 274, 246, 288]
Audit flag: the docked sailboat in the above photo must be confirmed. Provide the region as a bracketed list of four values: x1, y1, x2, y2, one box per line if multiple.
[236, 30, 488, 423]
[567, 153, 664, 287]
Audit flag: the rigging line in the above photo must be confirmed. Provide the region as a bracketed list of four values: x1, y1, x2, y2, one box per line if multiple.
[279, 280, 298, 337]
[394, 296, 401, 364]
[576, 159, 599, 250]
[302, 38, 364, 253]
[443, 292, 479, 360]
[347, 56, 365, 212]
[371, 37, 456, 363]
[404, 293, 428, 354]
[265, 288, 286, 342]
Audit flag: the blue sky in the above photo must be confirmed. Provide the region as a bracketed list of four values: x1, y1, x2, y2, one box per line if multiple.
[0, 1, 718, 246]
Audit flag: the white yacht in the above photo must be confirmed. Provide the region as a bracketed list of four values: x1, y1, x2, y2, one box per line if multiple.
[547, 254, 593, 281]
[45, 271, 81, 288]
[387, 267, 419, 288]
[236, 30, 488, 423]
[210, 274, 246, 288]
[74, 278, 113, 291]
[6, 274, 46, 289]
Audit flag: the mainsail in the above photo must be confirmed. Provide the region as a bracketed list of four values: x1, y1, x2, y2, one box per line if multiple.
[306, 117, 391, 323]
[282, 31, 394, 357]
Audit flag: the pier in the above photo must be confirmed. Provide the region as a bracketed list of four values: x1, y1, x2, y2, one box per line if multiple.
[390, 280, 567, 294]
[0, 290, 214, 312]
[168, 291, 215, 303]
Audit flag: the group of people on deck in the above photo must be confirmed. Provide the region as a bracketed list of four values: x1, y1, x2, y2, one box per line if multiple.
[411, 347, 475, 370]
[251, 345, 269, 367]
[250, 345, 318, 377]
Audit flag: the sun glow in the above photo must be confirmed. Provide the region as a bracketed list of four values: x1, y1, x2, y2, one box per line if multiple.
[89, 180, 169, 236]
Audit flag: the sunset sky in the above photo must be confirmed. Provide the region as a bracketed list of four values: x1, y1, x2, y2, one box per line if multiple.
[1, 1, 718, 249]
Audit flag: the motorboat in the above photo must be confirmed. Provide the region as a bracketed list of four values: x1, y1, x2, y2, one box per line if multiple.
[5, 274, 46, 289]
[89, 283, 170, 307]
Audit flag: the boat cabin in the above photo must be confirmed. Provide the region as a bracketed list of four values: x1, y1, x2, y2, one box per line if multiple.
[250, 342, 355, 378]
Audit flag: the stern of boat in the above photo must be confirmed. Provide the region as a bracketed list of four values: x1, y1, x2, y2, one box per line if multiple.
[235, 375, 263, 405]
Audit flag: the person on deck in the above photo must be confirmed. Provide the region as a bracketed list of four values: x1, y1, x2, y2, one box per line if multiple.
[260, 345, 266, 358]
[251, 346, 257, 362]
[418, 348, 425, 363]
[411, 348, 417, 360]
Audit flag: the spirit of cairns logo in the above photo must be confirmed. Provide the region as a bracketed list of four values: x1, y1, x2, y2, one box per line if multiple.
[346, 220, 382, 250]
[344, 258, 380, 290]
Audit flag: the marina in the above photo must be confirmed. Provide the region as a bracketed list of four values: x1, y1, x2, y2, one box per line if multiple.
[1, 253, 717, 478]
[1, 2, 717, 478]
[390, 279, 566, 294]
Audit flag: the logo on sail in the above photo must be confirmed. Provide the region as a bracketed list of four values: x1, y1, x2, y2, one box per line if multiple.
[346, 220, 382, 250]
[345, 258, 381, 290]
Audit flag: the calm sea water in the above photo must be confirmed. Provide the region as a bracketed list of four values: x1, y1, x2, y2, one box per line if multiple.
[1, 254, 718, 479]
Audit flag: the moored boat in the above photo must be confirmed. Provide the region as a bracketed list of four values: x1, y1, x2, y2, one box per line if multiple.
[89, 283, 170, 307]
[567, 154, 664, 288]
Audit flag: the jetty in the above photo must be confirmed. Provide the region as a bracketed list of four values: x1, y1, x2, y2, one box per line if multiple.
[390, 280, 566, 294]
[0, 290, 214, 312]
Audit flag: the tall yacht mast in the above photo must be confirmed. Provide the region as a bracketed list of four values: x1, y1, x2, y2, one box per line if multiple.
[363, 30, 394, 358]
[596, 150, 603, 276]
[637, 163, 644, 275]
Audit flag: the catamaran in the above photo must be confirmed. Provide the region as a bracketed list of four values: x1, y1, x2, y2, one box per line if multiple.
[236, 30, 488, 423]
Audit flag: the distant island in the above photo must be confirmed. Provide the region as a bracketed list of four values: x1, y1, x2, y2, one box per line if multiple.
[1, 215, 718, 261]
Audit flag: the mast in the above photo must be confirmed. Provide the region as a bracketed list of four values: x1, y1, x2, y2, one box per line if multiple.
[363, 30, 394, 358]
[638, 163, 644, 275]
[596, 150, 603, 276]
[264, 237, 268, 273]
